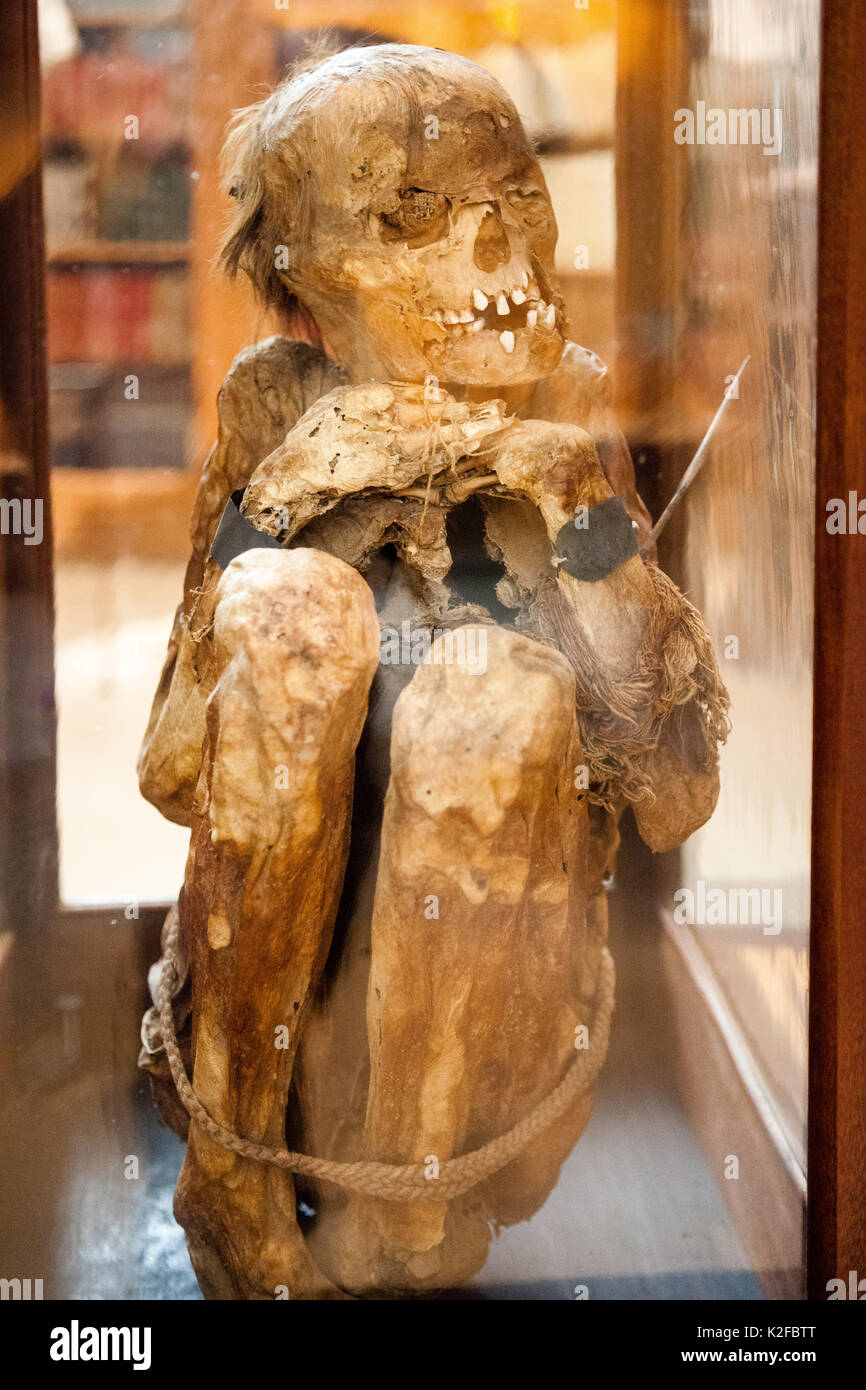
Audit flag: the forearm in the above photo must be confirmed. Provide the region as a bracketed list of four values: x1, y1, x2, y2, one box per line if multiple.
[493, 419, 728, 842]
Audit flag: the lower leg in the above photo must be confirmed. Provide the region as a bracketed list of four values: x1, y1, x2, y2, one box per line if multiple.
[329, 625, 595, 1294]
[174, 547, 379, 1300]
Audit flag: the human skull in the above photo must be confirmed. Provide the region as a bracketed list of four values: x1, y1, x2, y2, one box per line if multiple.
[222, 44, 566, 388]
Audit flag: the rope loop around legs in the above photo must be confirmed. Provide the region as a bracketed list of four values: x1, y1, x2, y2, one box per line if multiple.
[158, 916, 615, 1203]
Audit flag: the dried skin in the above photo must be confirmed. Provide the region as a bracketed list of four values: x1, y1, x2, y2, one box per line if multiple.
[143, 350, 724, 843]
[241, 382, 510, 541]
[221, 45, 564, 387]
[311, 628, 594, 1295]
[173, 548, 379, 1300]
[140, 357, 727, 1301]
[138, 339, 345, 826]
[138, 39, 729, 1301]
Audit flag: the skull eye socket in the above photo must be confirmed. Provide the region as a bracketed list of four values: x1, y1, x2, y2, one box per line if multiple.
[378, 188, 451, 246]
[505, 187, 551, 229]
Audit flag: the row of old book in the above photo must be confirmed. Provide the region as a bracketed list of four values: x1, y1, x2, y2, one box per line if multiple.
[47, 267, 189, 366]
[43, 41, 191, 152]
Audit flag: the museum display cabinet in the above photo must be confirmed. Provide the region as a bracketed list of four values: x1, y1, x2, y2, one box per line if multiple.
[0, 0, 863, 1306]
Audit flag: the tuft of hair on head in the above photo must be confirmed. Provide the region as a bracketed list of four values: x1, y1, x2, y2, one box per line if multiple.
[219, 103, 299, 321]
[218, 32, 353, 322]
[220, 100, 281, 306]
[288, 28, 346, 79]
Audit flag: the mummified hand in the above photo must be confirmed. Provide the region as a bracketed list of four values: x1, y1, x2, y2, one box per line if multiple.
[239, 380, 512, 540]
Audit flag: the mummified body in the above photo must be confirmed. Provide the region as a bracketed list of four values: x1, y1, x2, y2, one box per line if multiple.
[137, 44, 729, 1299]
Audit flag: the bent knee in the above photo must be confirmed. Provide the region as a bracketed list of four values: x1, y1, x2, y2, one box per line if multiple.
[390, 626, 579, 826]
[213, 547, 379, 674]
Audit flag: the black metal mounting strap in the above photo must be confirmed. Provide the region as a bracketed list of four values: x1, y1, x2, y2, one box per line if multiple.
[553, 495, 639, 582]
[210, 490, 283, 570]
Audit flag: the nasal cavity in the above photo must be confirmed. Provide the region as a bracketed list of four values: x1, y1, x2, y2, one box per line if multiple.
[473, 210, 511, 273]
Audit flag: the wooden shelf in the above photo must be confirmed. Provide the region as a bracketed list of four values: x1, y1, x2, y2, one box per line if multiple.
[47, 241, 191, 266]
[43, 136, 192, 159]
[52, 466, 198, 563]
[69, 5, 188, 26]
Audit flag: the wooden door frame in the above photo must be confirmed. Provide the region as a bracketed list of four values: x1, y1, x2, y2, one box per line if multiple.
[0, 0, 58, 950]
[807, 0, 866, 1300]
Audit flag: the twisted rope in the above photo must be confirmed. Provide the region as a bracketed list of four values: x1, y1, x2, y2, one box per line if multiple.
[158, 917, 614, 1203]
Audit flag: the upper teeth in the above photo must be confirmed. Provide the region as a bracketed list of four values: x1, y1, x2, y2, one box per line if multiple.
[428, 279, 557, 337]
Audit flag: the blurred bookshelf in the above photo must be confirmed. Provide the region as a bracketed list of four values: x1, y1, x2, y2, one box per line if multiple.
[43, 0, 194, 558]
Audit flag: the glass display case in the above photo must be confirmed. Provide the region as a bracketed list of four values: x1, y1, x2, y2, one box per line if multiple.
[0, 0, 863, 1326]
